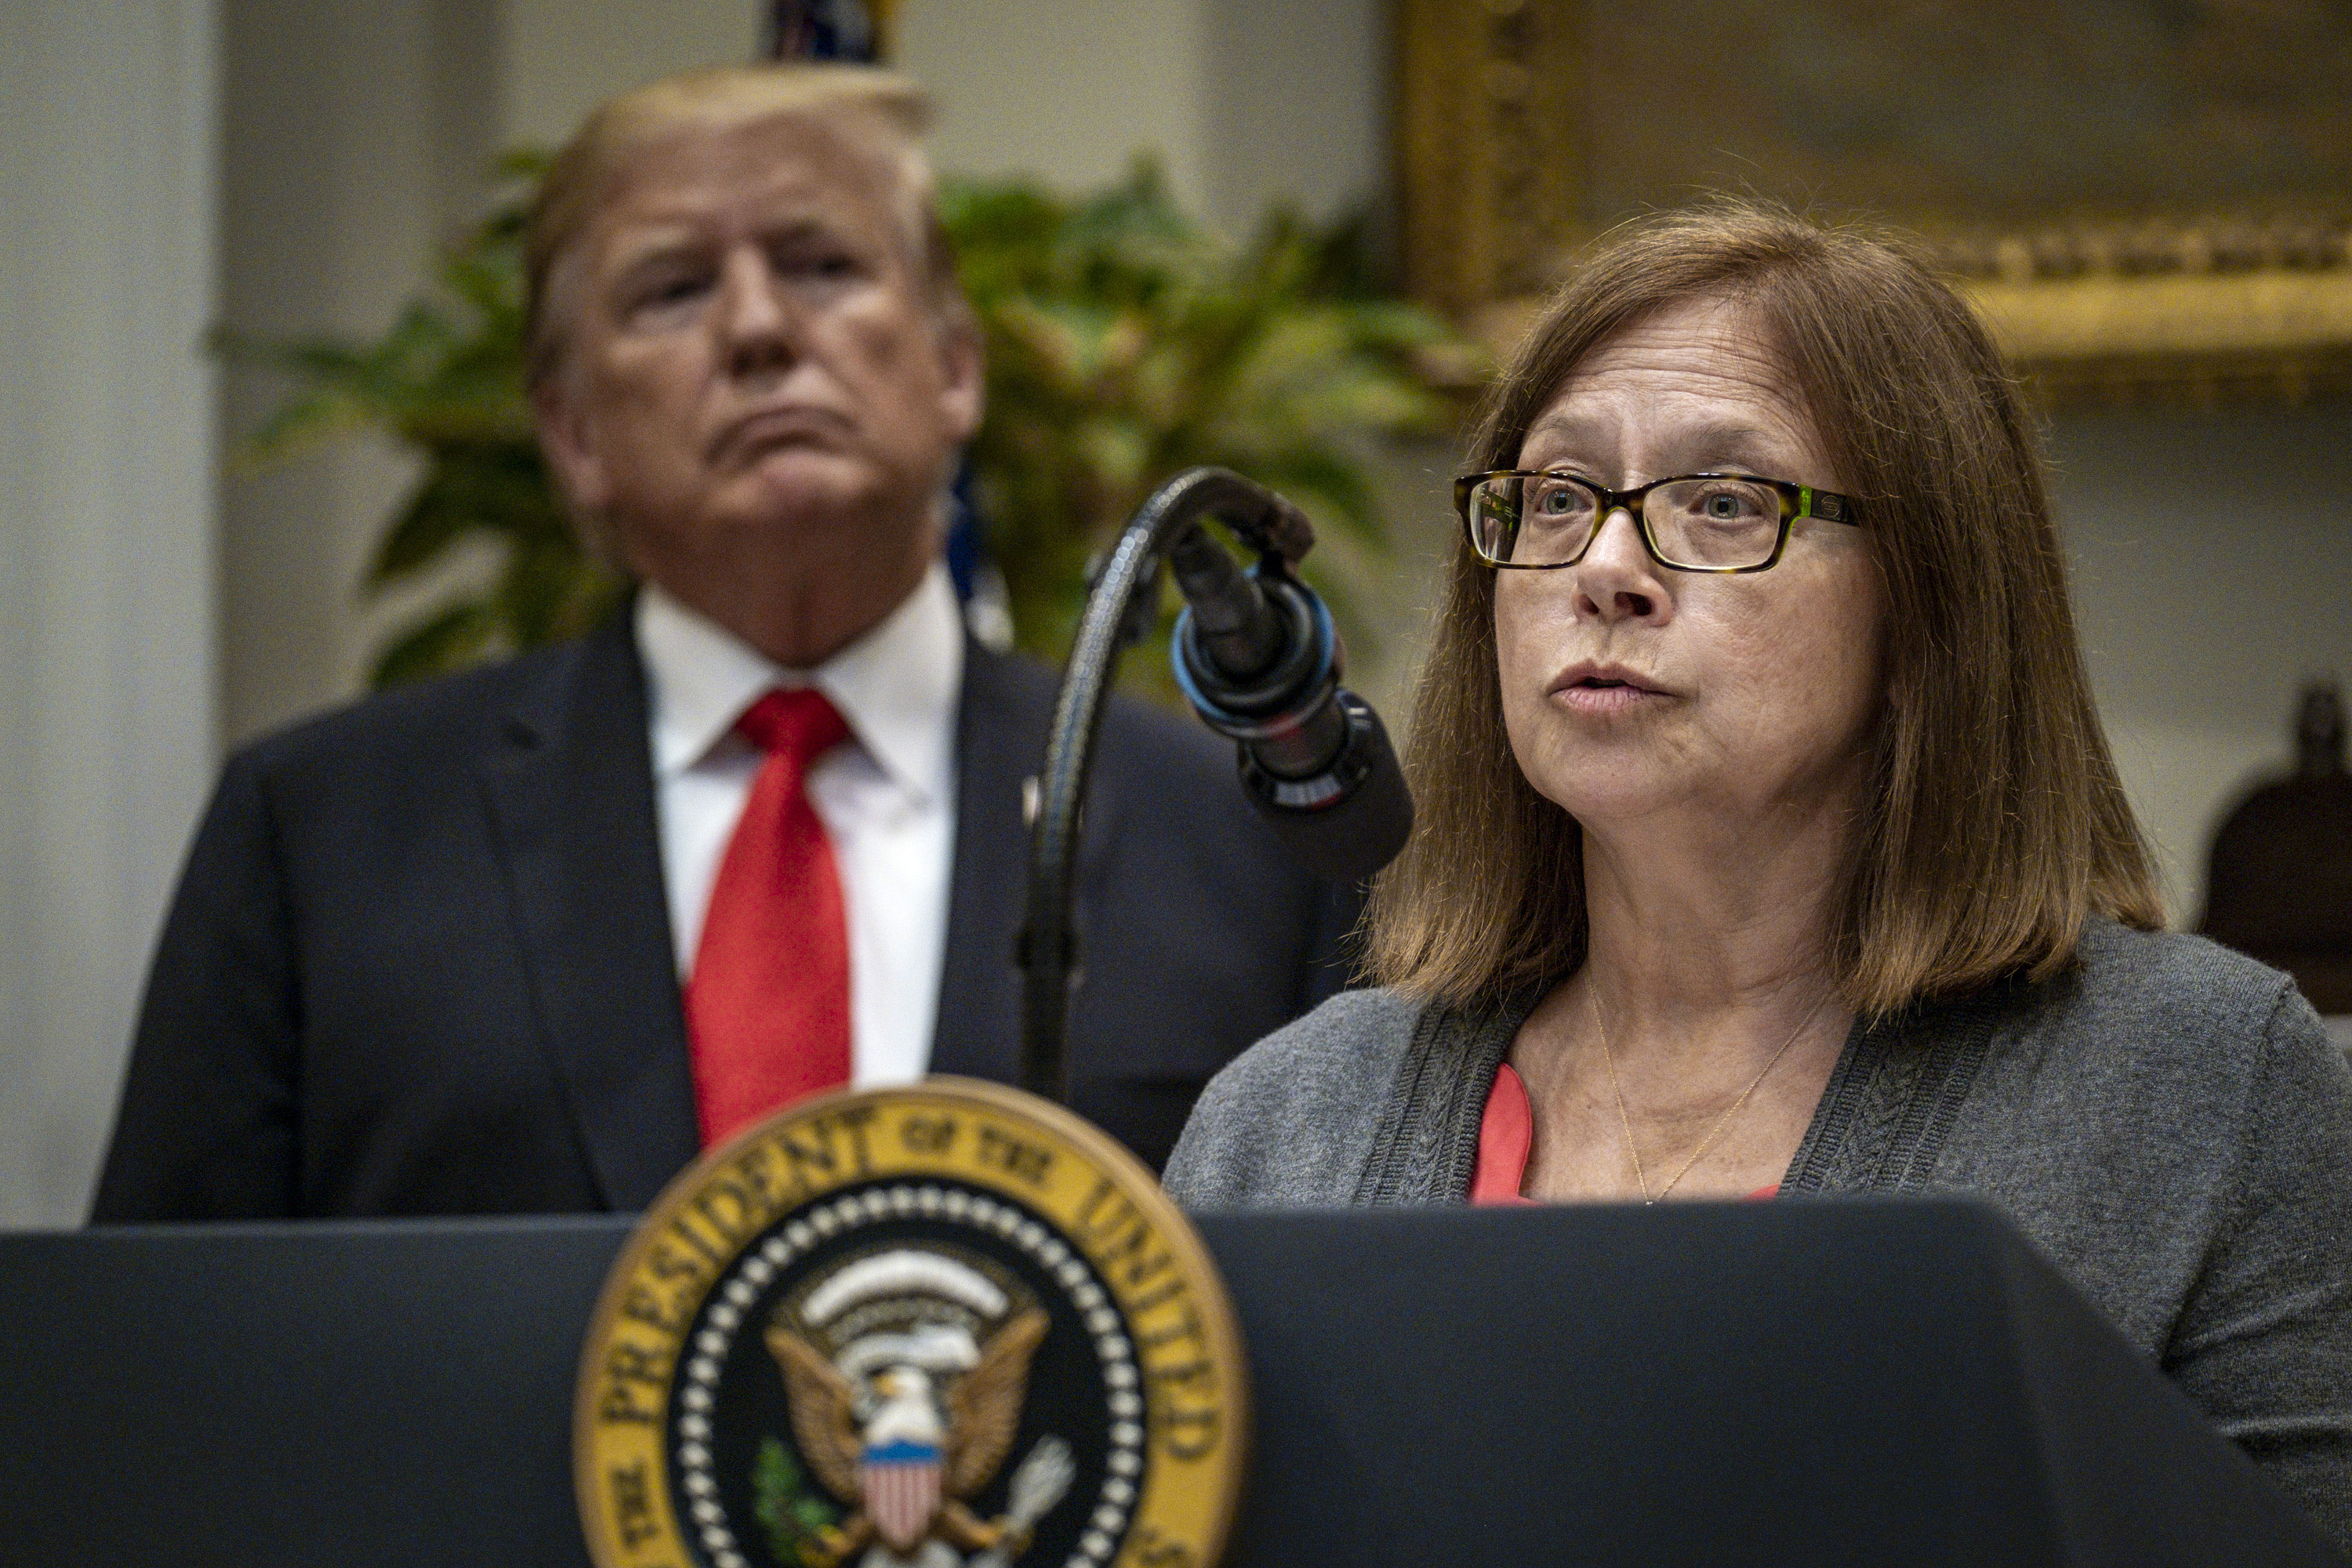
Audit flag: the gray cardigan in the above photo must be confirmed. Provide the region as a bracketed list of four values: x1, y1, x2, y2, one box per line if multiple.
[1164, 918, 2352, 1541]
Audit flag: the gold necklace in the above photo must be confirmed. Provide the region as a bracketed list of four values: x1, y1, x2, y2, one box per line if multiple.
[1590, 980, 1827, 1204]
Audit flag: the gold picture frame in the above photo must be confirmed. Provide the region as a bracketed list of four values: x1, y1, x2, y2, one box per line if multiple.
[1395, 0, 2352, 409]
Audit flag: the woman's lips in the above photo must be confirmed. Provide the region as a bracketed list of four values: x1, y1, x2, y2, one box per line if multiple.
[1553, 682, 1661, 717]
[1548, 665, 1670, 717]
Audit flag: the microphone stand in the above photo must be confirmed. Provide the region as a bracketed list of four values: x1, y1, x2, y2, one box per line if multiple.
[1017, 467, 1312, 1103]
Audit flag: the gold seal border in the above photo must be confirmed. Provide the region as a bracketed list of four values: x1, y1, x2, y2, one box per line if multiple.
[574, 1076, 1250, 1568]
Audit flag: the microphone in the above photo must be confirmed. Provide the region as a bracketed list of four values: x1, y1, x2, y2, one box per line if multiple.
[1022, 466, 1406, 1099]
[1166, 516, 1414, 882]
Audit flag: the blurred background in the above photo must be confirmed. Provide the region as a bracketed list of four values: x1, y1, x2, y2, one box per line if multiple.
[3, 0, 2347, 1225]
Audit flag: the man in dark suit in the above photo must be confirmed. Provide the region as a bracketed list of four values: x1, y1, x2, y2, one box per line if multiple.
[92, 64, 1352, 1220]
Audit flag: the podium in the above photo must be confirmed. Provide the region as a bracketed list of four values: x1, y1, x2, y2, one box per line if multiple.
[5, 1200, 2339, 1566]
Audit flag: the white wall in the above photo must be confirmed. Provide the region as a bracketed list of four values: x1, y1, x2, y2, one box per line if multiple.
[900, 0, 1218, 216]
[0, 2, 221, 1226]
[1198, 0, 1385, 236]
[498, 0, 761, 147]
[216, 0, 446, 745]
[899, 0, 1385, 236]
[2049, 410, 2352, 924]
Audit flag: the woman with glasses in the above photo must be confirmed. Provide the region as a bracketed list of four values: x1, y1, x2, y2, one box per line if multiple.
[1164, 201, 2352, 1534]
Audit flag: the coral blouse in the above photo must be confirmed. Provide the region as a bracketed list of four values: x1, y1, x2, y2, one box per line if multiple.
[1468, 1062, 1780, 1204]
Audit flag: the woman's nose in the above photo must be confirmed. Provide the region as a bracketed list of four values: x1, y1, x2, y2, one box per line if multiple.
[1573, 506, 1668, 622]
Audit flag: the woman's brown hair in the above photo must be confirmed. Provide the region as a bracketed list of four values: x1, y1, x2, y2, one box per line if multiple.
[1364, 200, 2163, 1014]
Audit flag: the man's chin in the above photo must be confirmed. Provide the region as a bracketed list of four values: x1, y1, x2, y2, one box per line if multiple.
[690, 456, 891, 535]
[608, 456, 936, 571]
[700, 461, 931, 554]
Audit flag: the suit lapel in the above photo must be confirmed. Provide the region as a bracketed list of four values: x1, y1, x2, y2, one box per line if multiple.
[930, 642, 1036, 1086]
[931, 641, 1123, 1087]
[479, 612, 701, 1208]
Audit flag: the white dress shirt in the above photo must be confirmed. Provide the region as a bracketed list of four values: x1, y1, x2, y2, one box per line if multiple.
[637, 566, 962, 1088]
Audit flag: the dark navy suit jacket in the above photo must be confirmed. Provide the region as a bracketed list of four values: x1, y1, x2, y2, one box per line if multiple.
[91, 614, 1356, 1218]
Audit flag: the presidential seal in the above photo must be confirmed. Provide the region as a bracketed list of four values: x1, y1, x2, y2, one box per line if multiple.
[576, 1079, 1247, 1568]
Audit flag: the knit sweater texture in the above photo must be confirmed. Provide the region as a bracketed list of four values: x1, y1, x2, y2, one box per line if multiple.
[1163, 918, 2352, 1541]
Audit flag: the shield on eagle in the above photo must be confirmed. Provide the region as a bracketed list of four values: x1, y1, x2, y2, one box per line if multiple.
[860, 1436, 945, 1552]
[761, 1244, 1065, 1563]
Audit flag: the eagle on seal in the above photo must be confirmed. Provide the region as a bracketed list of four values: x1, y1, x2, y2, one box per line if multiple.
[765, 1305, 1053, 1566]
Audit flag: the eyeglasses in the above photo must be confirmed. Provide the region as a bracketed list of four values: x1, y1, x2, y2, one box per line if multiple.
[1454, 470, 1860, 573]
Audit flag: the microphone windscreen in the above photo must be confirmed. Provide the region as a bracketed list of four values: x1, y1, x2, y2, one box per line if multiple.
[1244, 697, 1414, 883]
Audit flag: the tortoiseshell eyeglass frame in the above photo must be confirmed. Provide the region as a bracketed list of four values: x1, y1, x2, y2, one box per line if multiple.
[1453, 470, 1862, 574]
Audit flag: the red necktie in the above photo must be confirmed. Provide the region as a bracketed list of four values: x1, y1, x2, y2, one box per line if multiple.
[686, 688, 853, 1147]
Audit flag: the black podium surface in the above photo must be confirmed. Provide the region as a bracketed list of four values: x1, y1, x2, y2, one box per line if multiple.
[5, 1201, 2339, 1566]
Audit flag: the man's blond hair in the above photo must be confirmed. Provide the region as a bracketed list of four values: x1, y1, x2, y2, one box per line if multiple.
[523, 63, 953, 386]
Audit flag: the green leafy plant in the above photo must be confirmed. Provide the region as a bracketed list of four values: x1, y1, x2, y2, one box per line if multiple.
[226, 154, 1467, 692]
[946, 158, 1461, 689]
